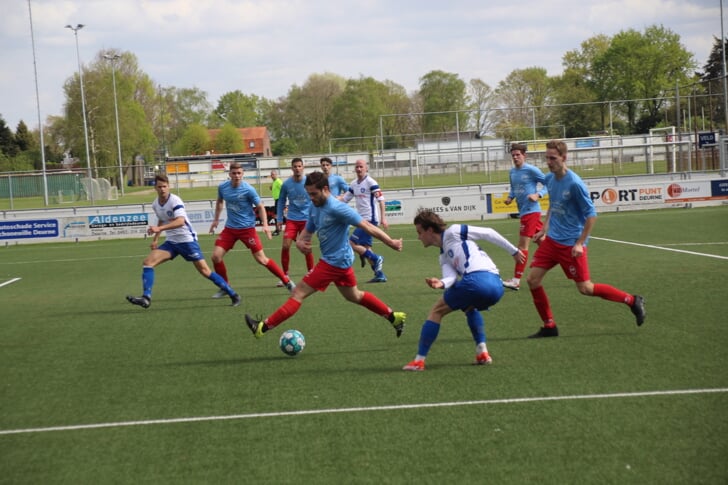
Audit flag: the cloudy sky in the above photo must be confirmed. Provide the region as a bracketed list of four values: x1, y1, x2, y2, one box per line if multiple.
[0, 0, 723, 131]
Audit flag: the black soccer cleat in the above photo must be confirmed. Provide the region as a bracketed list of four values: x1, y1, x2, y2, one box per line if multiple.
[528, 326, 559, 338]
[630, 295, 646, 326]
[126, 295, 150, 309]
[230, 293, 242, 307]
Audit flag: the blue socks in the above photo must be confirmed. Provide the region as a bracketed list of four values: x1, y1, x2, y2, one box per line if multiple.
[466, 309, 486, 346]
[417, 320, 441, 357]
[142, 266, 154, 299]
[208, 272, 235, 296]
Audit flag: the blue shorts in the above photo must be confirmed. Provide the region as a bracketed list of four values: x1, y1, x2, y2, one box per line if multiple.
[157, 240, 205, 262]
[349, 225, 374, 248]
[444, 271, 504, 312]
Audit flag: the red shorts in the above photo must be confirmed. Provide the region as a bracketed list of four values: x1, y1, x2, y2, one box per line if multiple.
[530, 236, 591, 282]
[302, 259, 357, 292]
[519, 212, 544, 238]
[284, 219, 307, 240]
[214, 227, 263, 253]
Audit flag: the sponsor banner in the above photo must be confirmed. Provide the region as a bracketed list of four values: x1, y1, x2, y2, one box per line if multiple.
[590, 186, 667, 206]
[489, 192, 549, 214]
[0, 219, 59, 240]
[710, 179, 728, 198]
[663, 181, 712, 202]
[88, 213, 149, 237]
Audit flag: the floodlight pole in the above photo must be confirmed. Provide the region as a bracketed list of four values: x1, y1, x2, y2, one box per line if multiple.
[104, 53, 124, 195]
[28, 0, 49, 206]
[65, 23, 94, 204]
[721, 0, 728, 131]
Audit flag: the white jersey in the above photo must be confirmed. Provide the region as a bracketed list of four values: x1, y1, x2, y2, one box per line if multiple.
[439, 224, 518, 288]
[342, 175, 384, 224]
[152, 193, 197, 243]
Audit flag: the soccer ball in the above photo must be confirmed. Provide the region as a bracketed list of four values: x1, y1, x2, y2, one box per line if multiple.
[279, 329, 306, 356]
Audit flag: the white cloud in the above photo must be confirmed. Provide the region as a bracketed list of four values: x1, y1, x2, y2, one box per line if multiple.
[0, 0, 721, 130]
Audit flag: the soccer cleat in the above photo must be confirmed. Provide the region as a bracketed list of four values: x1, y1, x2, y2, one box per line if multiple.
[368, 272, 387, 283]
[630, 295, 646, 326]
[528, 326, 559, 338]
[391, 311, 406, 337]
[502, 278, 520, 291]
[359, 254, 367, 268]
[373, 255, 384, 273]
[245, 314, 266, 339]
[276, 275, 289, 288]
[126, 295, 150, 309]
[402, 360, 425, 371]
[211, 289, 226, 299]
[473, 351, 493, 365]
[229, 293, 242, 307]
[285, 281, 296, 293]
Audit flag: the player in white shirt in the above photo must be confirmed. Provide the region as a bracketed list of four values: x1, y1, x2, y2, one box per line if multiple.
[342, 159, 388, 282]
[126, 174, 240, 308]
[402, 209, 524, 371]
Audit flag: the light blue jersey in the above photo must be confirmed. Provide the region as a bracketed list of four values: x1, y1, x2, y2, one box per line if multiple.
[306, 195, 363, 269]
[545, 170, 597, 246]
[217, 180, 260, 229]
[327, 173, 349, 196]
[278, 177, 310, 222]
[508, 163, 547, 216]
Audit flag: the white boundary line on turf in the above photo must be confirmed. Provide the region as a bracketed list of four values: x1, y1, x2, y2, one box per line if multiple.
[1, 387, 726, 436]
[0, 277, 21, 288]
[591, 237, 728, 260]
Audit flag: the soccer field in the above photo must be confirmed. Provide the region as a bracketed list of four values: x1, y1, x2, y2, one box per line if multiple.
[1, 207, 727, 483]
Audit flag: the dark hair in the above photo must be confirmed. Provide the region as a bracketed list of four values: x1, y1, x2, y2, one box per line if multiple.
[154, 173, 169, 184]
[510, 143, 527, 153]
[305, 171, 329, 189]
[413, 208, 447, 234]
[545, 139, 568, 156]
[229, 162, 243, 170]
[291, 157, 303, 165]
[320, 157, 332, 164]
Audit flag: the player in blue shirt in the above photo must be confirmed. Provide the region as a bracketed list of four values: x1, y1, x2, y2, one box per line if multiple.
[277, 158, 314, 284]
[526, 140, 646, 338]
[245, 171, 406, 339]
[208, 162, 294, 296]
[402, 209, 524, 371]
[126, 173, 240, 308]
[503, 143, 547, 290]
[320, 157, 348, 198]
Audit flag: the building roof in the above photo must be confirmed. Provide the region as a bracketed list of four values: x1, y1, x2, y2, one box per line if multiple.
[208, 126, 269, 141]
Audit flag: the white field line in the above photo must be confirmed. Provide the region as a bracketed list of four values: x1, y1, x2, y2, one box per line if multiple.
[1, 387, 726, 436]
[0, 277, 21, 288]
[591, 237, 728, 260]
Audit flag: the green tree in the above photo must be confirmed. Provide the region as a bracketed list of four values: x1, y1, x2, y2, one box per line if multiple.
[331, 76, 391, 151]
[214, 122, 244, 153]
[697, 36, 728, 130]
[592, 25, 695, 133]
[14, 121, 34, 152]
[494, 67, 553, 140]
[418, 70, 467, 135]
[0, 115, 18, 157]
[555, 34, 611, 136]
[174, 123, 210, 155]
[467, 78, 497, 137]
[212, 91, 263, 128]
[281, 73, 345, 153]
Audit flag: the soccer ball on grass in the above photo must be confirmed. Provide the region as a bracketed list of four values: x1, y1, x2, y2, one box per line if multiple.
[279, 329, 306, 356]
